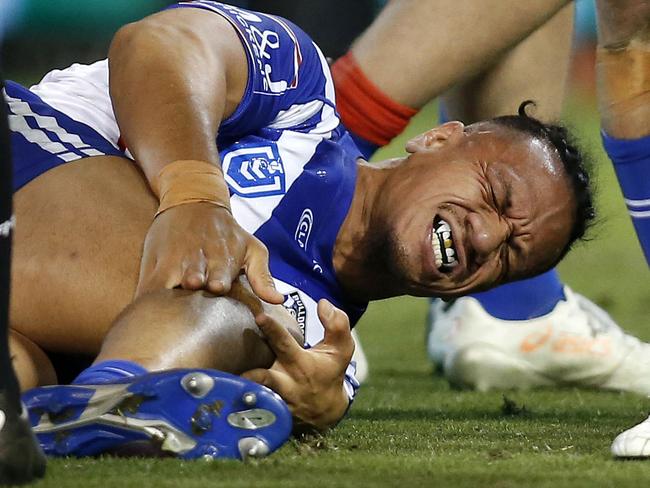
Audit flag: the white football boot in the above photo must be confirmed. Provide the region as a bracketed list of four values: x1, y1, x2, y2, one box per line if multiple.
[351, 329, 369, 384]
[612, 416, 650, 458]
[427, 286, 650, 394]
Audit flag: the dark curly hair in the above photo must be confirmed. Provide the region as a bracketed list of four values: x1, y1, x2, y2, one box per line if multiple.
[491, 101, 596, 264]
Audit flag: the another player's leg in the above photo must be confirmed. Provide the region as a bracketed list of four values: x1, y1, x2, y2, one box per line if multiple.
[596, 1, 650, 264]
[589, 0, 650, 458]
[332, 0, 571, 157]
[0, 83, 46, 484]
[10, 156, 294, 459]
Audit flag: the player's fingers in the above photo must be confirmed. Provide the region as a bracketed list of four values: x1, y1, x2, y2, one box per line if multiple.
[241, 368, 285, 394]
[228, 280, 265, 318]
[255, 312, 303, 360]
[245, 239, 284, 304]
[135, 259, 178, 297]
[134, 248, 156, 297]
[242, 369, 294, 405]
[241, 368, 271, 385]
[205, 255, 238, 296]
[317, 299, 354, 360]
[180, 251, 208, 290]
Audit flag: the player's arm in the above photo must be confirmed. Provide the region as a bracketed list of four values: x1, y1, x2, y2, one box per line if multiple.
[108, 8, 283, 304]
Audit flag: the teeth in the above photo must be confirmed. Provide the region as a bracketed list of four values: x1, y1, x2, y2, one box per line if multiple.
[432, 234, 443, 267]
[432, 218, 459, 270]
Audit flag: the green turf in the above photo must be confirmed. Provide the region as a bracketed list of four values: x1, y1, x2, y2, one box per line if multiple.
[32, 101, 650, 487]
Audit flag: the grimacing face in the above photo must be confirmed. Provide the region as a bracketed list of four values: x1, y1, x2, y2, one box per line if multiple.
[378, 120, 576, 298]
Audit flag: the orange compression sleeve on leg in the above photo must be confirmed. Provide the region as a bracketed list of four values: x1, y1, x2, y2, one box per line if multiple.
[331, 52, 418, 147]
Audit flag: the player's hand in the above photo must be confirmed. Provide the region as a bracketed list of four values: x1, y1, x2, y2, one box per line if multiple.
[242, 299, 354, 433]
[135, 202, 284, 304]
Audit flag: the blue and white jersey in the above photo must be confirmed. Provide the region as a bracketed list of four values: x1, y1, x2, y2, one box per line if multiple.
[4, 2, 365, 400]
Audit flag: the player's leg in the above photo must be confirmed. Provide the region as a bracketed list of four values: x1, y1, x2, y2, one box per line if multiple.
[597, 1, 650, 263]
[591, 0, 650, 458]
[35, 282, 297, 460]
[0, 82, 46, 484]
[332, 0, 571, 156]
[9, 156, 154, 355]
[11, 155, 296, 459]
[439, 3, 573, 122]
[85, 281, 301, 380]
[351, 0, 570, 108]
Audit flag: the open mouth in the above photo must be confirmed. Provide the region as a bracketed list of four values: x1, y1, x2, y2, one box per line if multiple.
[432, 217, 459, 271]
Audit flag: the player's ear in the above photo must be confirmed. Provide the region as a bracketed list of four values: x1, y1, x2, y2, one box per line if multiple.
[405, 121, 465, 153]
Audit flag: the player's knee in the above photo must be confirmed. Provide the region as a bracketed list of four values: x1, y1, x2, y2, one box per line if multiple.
[98, 288, 273, 371]
[9, 329, 57, 390]
[114, 288, 251, 335]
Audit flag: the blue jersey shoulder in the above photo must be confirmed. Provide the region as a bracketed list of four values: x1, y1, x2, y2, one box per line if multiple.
[168, 1, 332, 139]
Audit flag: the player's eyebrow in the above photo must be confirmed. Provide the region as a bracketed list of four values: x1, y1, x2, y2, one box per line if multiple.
[489, 166, 513, 210]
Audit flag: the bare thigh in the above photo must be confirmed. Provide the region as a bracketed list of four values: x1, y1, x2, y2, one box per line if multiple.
[351, 0, 571, 108]
[10, 156, 157, 354]
[443, 4, 574, 122]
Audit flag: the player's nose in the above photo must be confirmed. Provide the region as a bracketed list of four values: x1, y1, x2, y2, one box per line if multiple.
[465, 211, 507, 263]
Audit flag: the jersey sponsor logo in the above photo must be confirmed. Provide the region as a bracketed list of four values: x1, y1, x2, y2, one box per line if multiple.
[222, 144, 285, 197]
[283, 292, 307, 337]
[217, 2, 301, 94]
[0, 215, 15, 238]
[295, 208, 313, 250]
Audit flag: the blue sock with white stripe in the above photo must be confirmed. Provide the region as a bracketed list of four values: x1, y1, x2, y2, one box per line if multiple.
[602, 132, 650, 265]
[438, 102, 566, 319]
[72, 360, 148, 385]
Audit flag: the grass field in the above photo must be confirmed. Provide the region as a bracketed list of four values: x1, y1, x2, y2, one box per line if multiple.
[31, 100, 650, 487]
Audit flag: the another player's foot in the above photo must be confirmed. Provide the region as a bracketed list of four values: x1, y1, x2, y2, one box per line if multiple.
[0, 395, 46, 485]
[612, 416, 650, 458]
[23, 369, 292, 460]
[426, 286, 650, 394]
[351, 329, 369, 384]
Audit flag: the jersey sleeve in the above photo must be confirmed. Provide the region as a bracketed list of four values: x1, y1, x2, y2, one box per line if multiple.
[166, 1, 336, 140]
[344, 361, 361, 404]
